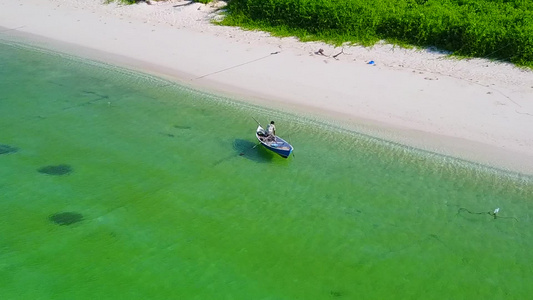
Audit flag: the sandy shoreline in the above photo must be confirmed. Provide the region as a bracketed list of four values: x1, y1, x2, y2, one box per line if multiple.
[1, 0, 532, 175]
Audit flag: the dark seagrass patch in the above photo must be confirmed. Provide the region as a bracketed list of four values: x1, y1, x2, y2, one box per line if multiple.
[49, 212, 83, 226]
[38, 164, 73, 175]
[0, 144, 18, 155]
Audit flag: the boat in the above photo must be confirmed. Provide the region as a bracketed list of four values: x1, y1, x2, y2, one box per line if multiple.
[255, 125, 294, 158]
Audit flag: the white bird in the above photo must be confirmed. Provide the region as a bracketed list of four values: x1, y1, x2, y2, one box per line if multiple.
[494, 208, 500, 214]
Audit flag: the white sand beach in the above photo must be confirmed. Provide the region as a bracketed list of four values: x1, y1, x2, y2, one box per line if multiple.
[1, 0, 532, 174]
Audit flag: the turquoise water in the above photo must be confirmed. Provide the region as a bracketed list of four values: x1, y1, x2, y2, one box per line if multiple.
[1, 40, 532, 299]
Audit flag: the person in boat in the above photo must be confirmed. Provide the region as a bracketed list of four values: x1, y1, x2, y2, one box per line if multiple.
[266, 121, 276, 141]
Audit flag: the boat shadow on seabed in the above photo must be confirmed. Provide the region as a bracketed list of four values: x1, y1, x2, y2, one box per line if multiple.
[213, 139, 274, 166]
[233, 139, 274, 163]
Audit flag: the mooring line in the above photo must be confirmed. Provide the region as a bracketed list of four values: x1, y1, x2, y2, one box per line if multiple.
[195, 51, 280, 80]
[457, 207, 518, 221]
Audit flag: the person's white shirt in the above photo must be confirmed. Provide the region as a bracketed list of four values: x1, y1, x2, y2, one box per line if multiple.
[267, 123, 276, 136]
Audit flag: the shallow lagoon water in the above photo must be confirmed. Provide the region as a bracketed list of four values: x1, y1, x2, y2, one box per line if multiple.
[1, 40, 532, 299]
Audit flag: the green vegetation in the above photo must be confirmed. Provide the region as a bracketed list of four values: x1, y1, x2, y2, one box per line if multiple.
[220, 0, 533, 67]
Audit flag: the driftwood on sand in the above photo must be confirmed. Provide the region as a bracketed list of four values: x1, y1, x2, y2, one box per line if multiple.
[315, 48, 345, 60]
